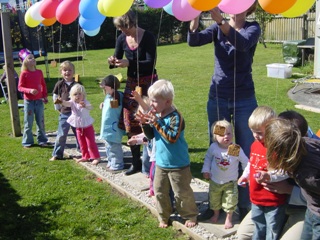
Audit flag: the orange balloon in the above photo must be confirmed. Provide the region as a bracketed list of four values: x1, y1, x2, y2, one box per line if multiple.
[258, 0, 297, 14]
[42, 17, 56, 26]
[187, 0, 221, 11]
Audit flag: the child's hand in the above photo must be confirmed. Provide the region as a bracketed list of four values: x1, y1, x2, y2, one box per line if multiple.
[99, 102, 104, 109]
[127, 136, 137, 146]
[254, 171, 270, 184]
[30, 89, 38, 95]
[43, 97, 48, 104]
[54, 97, 63, 104]
[79, 101, 86, 108]
[135, 110, 149, 124]
[203, 172, 211, 180]
[237, 176, 248, 187]
[130, 90, 142, 100]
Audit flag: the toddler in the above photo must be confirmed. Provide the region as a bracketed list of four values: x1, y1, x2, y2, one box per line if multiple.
[202, 119, 248, 229]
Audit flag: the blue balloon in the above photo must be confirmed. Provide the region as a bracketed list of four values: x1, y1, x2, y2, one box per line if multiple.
[79, 13, 106, 31]
[83, 27, 100, 37]
[163, 1, 173, 16]
[79, 0, 100, 19]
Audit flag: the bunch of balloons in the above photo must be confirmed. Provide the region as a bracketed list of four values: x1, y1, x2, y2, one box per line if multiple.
[24, 0, 316, 36]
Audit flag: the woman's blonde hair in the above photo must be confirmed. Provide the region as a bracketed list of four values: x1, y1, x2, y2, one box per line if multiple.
[21, 54, 35, 71]
[211, 119, 232, 142]
[113, 10, 136, 29]
[265, 118, 307, 173]
[248, 106, 276, 130]
[69, 84, 86, 101]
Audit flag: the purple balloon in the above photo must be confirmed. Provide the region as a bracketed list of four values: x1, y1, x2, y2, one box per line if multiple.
[218, 0, 255, 14]
[172, 0, 201, 22]
[144, 0, 172, 8]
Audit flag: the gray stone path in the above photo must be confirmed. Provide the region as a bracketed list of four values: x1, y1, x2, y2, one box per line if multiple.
[47, 132, 241, 240]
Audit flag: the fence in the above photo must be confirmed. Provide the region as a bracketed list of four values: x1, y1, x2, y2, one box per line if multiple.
[202, 13, 316, 42]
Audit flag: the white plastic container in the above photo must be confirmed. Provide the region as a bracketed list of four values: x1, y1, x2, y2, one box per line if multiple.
[266, 63, 293, 79]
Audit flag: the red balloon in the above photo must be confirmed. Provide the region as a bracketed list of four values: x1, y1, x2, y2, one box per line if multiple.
[39, 0, 61, 19]
[56, 0, 80, 25]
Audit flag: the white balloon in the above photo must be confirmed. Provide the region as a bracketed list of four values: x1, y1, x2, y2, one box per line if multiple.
[29, 1, 44, 21]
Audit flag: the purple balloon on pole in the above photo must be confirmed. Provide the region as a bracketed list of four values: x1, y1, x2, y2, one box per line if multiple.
[144, 0, 172, 8]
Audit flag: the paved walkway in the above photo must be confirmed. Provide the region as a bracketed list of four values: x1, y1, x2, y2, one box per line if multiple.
[47, 132, 241, 240]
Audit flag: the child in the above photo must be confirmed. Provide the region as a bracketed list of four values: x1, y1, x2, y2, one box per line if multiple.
[56, 84, 100, 165]
[139, 79, 198, 228]
[238, 106, 288, 240]
[201, 119, 248, 229]
[50, 61, 80, 161]
[1, 64, 23, 100]
[265, 118, 320, 240]
[17, 48, 49, 148]
[99, 75, 125, 170]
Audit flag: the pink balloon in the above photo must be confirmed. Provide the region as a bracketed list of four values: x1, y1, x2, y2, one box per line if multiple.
[144, 0, 172, 8]
[39, 0, 61, 19]
[218, 0, 255, 14]
[172, 0, 201, 22]
[56, 0, 80, 25]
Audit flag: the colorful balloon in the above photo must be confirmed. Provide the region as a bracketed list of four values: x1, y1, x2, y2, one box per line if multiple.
[258, 0, 297, 14]
[29, 1, 44, 22]
[144, 0, 171, 8]
[39, 0, 61, 19]
[187, 0, 221, 11]
[100, 0, 134, 17]
[79, 14, 106, 31]
[84, 27, 101, 36]
[79, 0, 100, 19]
[25, 10, 40, 28]
[218, 0, 255, 14]
[172, 0, 201, 22]
[42, 17, 56, 27]
[282, 0, 315, 18]
[163, 1, 173, 16]
[56, 0, 80, 25]
[97, 0, 108, 16]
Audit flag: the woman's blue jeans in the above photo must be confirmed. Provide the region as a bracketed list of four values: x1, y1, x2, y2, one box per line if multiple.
[301, 208, 320, 240]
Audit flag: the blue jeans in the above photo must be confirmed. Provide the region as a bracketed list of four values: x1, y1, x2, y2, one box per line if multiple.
[207, 95, 257, 209]
[142, 144, 151, 175]
[52, 112, 79, 158]
[105, 141, 124, 170]
[251, 204, 286, 240]
[301, 208, 320, 240]
[22, 99, 47, 146]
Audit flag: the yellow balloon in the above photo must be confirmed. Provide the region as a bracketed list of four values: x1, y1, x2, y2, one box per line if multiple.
[98, 0, 108, 16]
[187, 0, 221, 11]
[24, 9, 41, 28]
[102, 0, 134, 17]
[282, 0, 315, 18]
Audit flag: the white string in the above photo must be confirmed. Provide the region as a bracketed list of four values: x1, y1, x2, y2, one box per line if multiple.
[233, 15, 237, 133]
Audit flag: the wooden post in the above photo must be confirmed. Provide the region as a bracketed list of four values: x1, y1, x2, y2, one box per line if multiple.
[1, 11, 22, 137]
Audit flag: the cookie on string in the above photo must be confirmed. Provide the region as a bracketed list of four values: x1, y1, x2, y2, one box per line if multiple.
[54, 98, 63, 104]
[213, 125, 226, 136]
[228, 144, 240, 157]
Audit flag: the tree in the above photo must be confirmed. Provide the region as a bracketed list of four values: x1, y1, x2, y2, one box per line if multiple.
[254, 6, 275, 48]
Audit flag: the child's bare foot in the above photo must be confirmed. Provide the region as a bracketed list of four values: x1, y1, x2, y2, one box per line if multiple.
[159, 222, 168, 228]
[76, 158, 89, 163]
[185, 220, 197, 228]
[212, 210, 220, 223]
[91, 159, 100, 165]
[224, 212, 233, 229]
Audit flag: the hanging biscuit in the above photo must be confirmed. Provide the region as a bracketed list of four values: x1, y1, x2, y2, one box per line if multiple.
[228, 144, 240, 157]
[51, 60, 57, 67]
[213, 125, 226, 136]
[54, 98, 63, 104]
[135, 86, 142, 96]
[110, 99, 119, 108]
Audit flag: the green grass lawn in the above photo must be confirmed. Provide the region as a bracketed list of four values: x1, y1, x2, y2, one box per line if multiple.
[0, 42, 317, 239]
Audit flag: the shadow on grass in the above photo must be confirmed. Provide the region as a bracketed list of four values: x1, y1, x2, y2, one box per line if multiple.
[0, 172, 58, 240]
